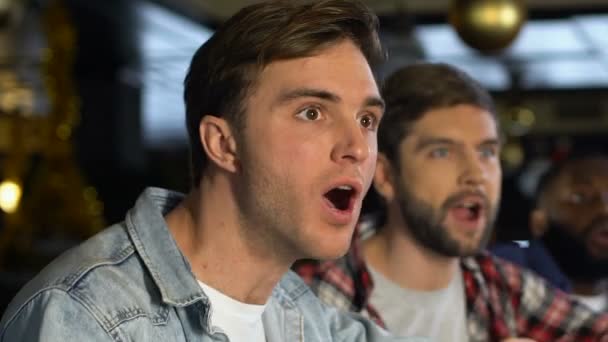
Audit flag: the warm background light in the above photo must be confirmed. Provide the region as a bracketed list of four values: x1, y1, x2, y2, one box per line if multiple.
[0, 179, 22, 214]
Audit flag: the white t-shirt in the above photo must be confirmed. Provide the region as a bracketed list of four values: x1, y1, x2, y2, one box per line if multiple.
[367, 265, 469, 342]
[572, 293, 607, 313]
[198, 280, 267, 342]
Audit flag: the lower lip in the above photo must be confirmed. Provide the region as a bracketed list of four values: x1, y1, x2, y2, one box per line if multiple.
[321, 197, 355, 225]
[446, 208, 485, 233]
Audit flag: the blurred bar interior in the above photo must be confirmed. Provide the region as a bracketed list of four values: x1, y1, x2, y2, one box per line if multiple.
[1, 0, 608, 311]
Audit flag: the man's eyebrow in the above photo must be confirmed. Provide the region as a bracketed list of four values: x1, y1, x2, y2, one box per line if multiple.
[364, 96, 385, 112]
[478, 138, 501, 147]
[414, 137, 458, 152]
[414, 137, 500, 152]
[275, 87, 384, 111]
[276, 88, 341, 105]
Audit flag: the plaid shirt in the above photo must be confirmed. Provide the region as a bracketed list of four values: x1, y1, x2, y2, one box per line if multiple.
[295, 234, 608, 342]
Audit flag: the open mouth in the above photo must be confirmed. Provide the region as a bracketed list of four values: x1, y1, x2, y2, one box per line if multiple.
[451, 200, 484, 221]
[324, 185, 357, 211]
[589, 225, 608, 245]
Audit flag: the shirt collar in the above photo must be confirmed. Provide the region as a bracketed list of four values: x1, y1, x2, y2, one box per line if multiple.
[125, 187, 207, 307]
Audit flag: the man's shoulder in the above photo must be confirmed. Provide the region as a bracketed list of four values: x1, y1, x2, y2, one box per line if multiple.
[462, 251, 593, 315]
[0, 222, 157, 331]
[466, 250, 565, 293]
[23, 223, 132, 286]
[460, 251, 539, 304]
[293, 252, 367, 315]
[462, 250, 526, 281]
[270, 270, 317, 312]
[294, 254, 354, 285]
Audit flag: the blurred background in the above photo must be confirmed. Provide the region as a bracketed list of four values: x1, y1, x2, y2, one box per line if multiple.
[0, 0, 607, 312]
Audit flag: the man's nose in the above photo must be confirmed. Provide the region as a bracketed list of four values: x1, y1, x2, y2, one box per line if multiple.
[330, 118, 370, 164]
[597, 191, 608, 213]
[458, 152, 485, 187]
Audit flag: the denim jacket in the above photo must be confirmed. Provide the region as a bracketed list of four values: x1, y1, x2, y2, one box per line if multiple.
[0, 188, 426, 342]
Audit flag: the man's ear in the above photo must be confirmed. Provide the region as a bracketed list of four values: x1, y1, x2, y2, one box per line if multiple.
[373, 153, 397, 202]
[199, 115, 239, 173]
[530, 209, 549, 238]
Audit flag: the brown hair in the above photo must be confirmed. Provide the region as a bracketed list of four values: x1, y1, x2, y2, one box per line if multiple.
[184, 0, 384, 186]
[378, 62, 497, 163]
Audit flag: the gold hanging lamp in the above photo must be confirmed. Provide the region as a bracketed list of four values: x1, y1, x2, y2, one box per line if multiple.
[449, 0, 527, 53]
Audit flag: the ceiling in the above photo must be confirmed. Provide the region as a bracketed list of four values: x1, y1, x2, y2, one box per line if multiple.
[154, 0, 608, 24]
[136, 0, 608, 146]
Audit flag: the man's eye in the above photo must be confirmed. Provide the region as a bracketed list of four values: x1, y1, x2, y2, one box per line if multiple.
[430, 148, 449, 158]
[480, 147, 497, 158]
[296, 107, 322, 121]
[567, 193, 586, 204]
[359, 114, 377, 130]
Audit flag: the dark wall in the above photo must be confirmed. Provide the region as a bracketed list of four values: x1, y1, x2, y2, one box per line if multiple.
[67, 0, 147, 224]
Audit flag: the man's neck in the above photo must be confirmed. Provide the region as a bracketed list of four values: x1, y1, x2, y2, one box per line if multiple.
[362, 222, 460, 291]
[165, 176, 288, 305]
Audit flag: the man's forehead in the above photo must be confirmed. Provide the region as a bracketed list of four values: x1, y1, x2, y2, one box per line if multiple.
[415, 104, 496, 126]
[257, 41, 376, 85]
[559, 159, 608, 185]
[408, 113, 499, 142]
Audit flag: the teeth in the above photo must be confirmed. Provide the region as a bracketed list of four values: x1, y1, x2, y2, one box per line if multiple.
[337, 185, 352, 191]
[462, 202, 477, 209]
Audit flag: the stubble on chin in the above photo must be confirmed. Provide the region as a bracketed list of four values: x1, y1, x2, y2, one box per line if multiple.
[396, 186, 497, 258]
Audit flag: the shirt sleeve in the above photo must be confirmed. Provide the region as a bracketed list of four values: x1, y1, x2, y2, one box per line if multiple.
[0, 289, 114, 342]
[511, 264, 608, 341]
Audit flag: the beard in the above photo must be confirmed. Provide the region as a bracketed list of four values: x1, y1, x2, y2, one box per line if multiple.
[395, 180, 497, 258]
[541, 218, 608, 283]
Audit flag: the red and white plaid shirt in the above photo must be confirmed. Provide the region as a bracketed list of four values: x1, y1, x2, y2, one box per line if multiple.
[295, 229, 608, 342]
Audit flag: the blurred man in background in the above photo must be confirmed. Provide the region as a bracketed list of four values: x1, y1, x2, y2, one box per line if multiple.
[297, 63, 608, 341]
[494, 155, 608, 312]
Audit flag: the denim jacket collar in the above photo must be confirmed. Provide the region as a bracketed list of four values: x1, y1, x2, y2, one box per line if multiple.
[125, 187, 207, 308]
